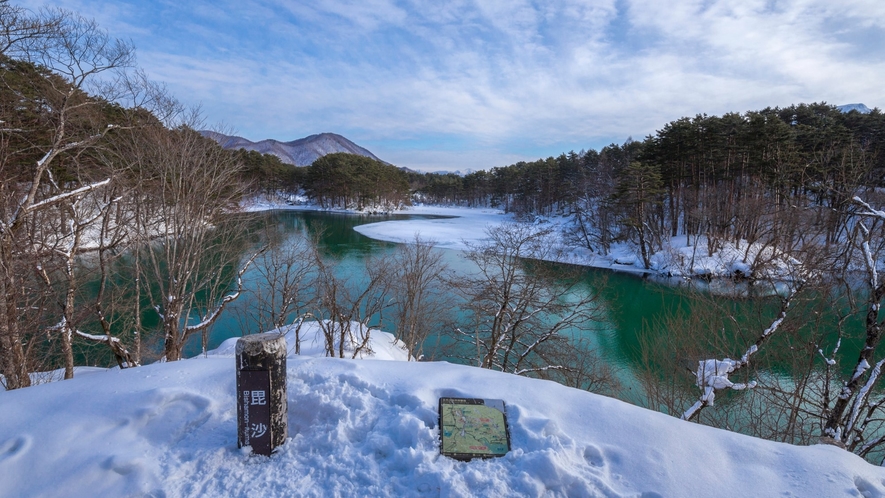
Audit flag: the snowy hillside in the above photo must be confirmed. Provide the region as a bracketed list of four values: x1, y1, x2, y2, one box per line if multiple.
[1, 323, 884, 497]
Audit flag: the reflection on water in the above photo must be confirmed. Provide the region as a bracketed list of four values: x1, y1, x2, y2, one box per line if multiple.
[208, 212, 862, 372]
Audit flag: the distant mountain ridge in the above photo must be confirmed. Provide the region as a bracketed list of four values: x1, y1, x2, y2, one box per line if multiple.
[200, 131, 385, 166]
[837, 103, 872, 114]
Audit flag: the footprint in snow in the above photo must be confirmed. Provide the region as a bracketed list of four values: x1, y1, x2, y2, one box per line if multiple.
[128, 389, 214, 446]
[854, 476, 885, 498]
[583, 444, 605, 468]
[0, 435, 32, 463]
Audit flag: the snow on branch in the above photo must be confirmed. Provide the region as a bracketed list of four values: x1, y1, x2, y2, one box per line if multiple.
[819, 338, 840, 366]
[857, 222, 878, 291]
[681, 359, 757, 421]
[681, 285, 799, 422]
[859, 433, 885, 458]
[24, 178, 111, 214]
[845, 357, 885, 439]
[75, 331, 136, 369]
[852, 359, 872, 384]
[853, 196, 885, 220]
[36, 149, 52, 169]
[75, 330, 122, 344]
[184, 246, 266, 334]
[514, 365, 567, 376]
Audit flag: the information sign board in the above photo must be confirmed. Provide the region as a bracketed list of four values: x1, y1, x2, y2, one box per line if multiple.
[439, 397, 511, 460]
[238, 369, 273, 456]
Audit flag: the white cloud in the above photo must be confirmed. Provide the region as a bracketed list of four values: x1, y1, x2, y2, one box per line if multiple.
[375, 146, 532, 173]
[17, 0, 885, 171]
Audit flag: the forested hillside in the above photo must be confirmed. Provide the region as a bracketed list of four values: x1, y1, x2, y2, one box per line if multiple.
[266, 103, 885, 276]
[405, 105, 885, 269]
[0, 4, 265, 388]
[305, 152, 410, 211]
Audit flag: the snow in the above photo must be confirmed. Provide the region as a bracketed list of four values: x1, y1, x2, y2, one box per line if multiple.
[697, 359, 740, 391]
[354, 205, 515, 250]
[2, 322, 883, 497]
[838, 103, 873, 114]
[352, 206, 801, 281]
[690, 358, 756, 407]
[854, 359, 873, 382]
[238, 197, 808, 283]
[353, 207, 650, 274]
[0, 198, 856, 495]
[241, 195, 313, 212]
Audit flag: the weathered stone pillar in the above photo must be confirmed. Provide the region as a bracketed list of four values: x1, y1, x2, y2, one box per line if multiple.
[236, 333, 288, 456]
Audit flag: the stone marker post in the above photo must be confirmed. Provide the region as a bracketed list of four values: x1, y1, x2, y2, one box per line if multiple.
[236, 333, 288, 456]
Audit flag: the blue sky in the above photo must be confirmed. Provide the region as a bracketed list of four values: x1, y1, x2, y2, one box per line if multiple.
[21, 0, 885, 172]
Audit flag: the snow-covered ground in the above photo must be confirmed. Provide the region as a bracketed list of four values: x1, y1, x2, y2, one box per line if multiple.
[354, 206, 652, 274]
[2, 322, 883, 497]
[242, 198, 800, 280]
[352, 206, 801, 280]
[241, 195, 315, 213]
[243, 199, 653, 274]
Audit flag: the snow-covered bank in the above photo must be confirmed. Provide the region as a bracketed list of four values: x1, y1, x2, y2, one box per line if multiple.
[241, 195, 319, 213]
[241, 198, 801, 281]
[243, 198, 649, 274]
[356, 209, 803, 281]
[1, 322, 882, 497]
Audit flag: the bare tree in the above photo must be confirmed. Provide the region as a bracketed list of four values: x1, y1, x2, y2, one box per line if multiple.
[667, 195, 885, 462]
[33, 184, 117, 379]
[129, 121, 256, 361]
[390, 234, 450, 360]
[680, 285, 801, 422]
[88, 186, 139, 368]
[449, 223, 609, 381]
[819, 197, 885, 456]
[234, 225, 316, 354]
[312, 246, 397, 359]
[0, 6, 134, 389]
[0, 2, 63, 57]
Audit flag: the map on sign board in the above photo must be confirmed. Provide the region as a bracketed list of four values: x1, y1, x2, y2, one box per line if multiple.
[438, 397, 511, 460]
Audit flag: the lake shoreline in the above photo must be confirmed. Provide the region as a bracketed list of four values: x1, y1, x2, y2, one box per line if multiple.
[240, 197, 656, 274]
[239, 197, 801, 293]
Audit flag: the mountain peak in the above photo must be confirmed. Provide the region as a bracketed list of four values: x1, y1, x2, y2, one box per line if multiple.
[200, 131, 385, 166]
[837, 103, 872, 114]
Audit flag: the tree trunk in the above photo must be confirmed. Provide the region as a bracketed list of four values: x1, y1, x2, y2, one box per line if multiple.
[0, 243, 31, 389]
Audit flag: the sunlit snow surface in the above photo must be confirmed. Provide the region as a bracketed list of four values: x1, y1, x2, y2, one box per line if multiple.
[242, 200, 805, 279]
[353, 205, 514, 250]
[352, 205, 801, 279]
[2, 322, 884, 497]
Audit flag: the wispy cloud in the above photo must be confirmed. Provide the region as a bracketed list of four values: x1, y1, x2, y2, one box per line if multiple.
[20, 0, 885, 171]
